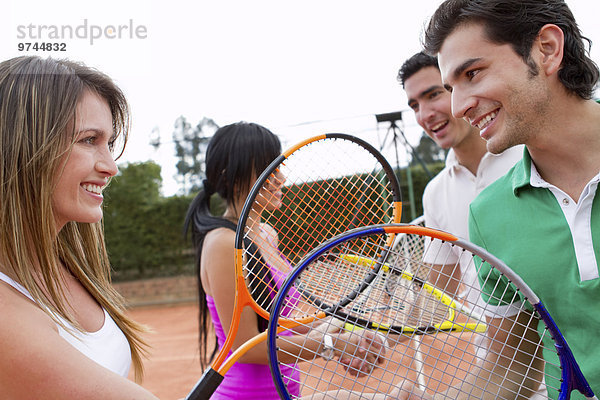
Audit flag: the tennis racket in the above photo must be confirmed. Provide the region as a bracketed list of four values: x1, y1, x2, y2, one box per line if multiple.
[387, 215, 487, 392]
[267, 224, 597, 400]
[185, 133, 402, 399]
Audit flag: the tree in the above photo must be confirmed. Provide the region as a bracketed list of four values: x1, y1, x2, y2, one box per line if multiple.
[172, 116, 218, 194]
[410, 132, 447, 166]
[104, 161, 197, 280]
[105, 161, 162, 208]
[104, 161, 165, 280]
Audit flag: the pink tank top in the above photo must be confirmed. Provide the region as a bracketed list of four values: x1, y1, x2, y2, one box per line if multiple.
[206, 262, 301, 399]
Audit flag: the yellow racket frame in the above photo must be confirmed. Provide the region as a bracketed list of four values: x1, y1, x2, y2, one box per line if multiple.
[339, 254, 487, 335]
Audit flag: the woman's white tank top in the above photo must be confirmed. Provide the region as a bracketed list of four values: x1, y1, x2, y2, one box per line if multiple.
[0, 271, 131, 377]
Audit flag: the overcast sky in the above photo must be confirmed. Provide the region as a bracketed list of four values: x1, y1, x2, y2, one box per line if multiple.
[3, 0, 600, 195]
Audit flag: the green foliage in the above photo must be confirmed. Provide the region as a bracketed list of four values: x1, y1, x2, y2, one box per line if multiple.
[102, 160, 443, 281]
[105, 161, 161, 207]
[410, 133, 447, 166]
[104, 161, 195, 281]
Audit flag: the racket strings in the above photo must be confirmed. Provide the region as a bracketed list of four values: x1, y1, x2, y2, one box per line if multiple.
[277, 172, 392, 243]
[349, 268, 449, 332]
[388, 220, 428, 283]
[257, 176, 391, 251]
[293, 240, 388, 318]
[399, 239, 560, 399]
[271, 231, 564, 399]
[282, 320, 401, 396]
[240, 138, 398, 313]
[272, 234, 469, 396]
[294, 236, 472, 333]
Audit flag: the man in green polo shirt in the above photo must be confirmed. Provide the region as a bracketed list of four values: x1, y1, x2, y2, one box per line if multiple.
[419, 0, 600, 399]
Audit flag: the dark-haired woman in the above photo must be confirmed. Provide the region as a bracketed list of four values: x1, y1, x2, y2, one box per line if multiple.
[184, 122, 387, 399]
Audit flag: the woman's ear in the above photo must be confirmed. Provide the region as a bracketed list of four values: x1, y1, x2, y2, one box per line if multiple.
[534, 23, 564, 76]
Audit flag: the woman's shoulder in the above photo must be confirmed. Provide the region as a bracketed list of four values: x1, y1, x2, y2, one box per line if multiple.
[0, 282, 56, 332]
[201, 227, 237, 266]
[0, 282, 59, 368]
[0, 282, 158, 399]
[200, 227, 237, 296]
[203, 226, 236, 248]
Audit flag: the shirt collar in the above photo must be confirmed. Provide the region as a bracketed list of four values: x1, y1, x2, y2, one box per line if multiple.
[526, 151, 600, 202]
[446, 147, 512, 176]
[445, 148, 459, 169]
[511, 146, 600, 196]
[511, 147, 531, 196]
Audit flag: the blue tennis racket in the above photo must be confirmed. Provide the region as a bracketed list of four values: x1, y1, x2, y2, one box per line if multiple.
[267, 224, 597, 400]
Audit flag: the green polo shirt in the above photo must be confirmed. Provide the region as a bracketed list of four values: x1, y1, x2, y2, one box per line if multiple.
[469, 149, 600, 399]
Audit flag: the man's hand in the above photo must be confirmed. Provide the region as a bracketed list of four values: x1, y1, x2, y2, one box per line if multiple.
[338, 329, 388, 377]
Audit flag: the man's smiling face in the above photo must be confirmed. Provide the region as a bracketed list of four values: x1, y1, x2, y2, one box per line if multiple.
[404, 65, 477, 150]
[438, 22, 551, 154]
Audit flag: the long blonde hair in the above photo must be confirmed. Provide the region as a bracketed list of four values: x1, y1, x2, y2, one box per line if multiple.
[0, 56, 148, 380]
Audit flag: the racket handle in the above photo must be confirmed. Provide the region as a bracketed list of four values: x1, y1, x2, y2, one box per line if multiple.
[185, 367, 224, 400]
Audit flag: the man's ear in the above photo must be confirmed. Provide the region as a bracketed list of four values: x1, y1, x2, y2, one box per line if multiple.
[534, 23, 564, 76]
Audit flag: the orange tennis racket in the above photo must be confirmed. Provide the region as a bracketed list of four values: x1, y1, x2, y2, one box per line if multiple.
[185, 133, 402, 399]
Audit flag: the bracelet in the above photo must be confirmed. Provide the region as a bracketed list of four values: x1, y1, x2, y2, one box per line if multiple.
[321, 334, 335, 361]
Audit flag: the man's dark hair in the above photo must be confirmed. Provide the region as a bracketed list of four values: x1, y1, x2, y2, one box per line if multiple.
[423, 0, 599, 99]
[397, 52, 439, 88]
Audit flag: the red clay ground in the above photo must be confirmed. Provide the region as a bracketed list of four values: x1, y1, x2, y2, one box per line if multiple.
[127, 302, 205, 400]
[126, 302, 479, 399]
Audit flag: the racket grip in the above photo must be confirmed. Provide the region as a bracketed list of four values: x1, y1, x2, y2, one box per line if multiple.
[185, 367, 224, 400]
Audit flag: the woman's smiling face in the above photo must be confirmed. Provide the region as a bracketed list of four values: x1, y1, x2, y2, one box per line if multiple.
[52, 89, 118, 230]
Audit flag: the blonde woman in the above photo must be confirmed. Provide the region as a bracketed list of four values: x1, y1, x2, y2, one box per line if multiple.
[0, 56, 159, 399]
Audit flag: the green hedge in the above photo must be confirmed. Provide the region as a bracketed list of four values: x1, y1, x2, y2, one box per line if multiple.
[103, 162, 195, 281]
[104, 161, 443, 281]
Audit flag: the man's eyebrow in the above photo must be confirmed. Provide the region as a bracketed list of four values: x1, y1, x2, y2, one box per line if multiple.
[420, 84, 444, 98]
[451, 57, 482, 80]
[408, 84, 445, 105]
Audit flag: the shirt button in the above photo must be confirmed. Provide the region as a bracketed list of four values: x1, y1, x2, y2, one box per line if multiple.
[562, 198, 570, 206]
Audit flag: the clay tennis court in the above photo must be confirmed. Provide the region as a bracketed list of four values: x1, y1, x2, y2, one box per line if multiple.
[127, 302, 205, 399]
[126, 301, 482, 399]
